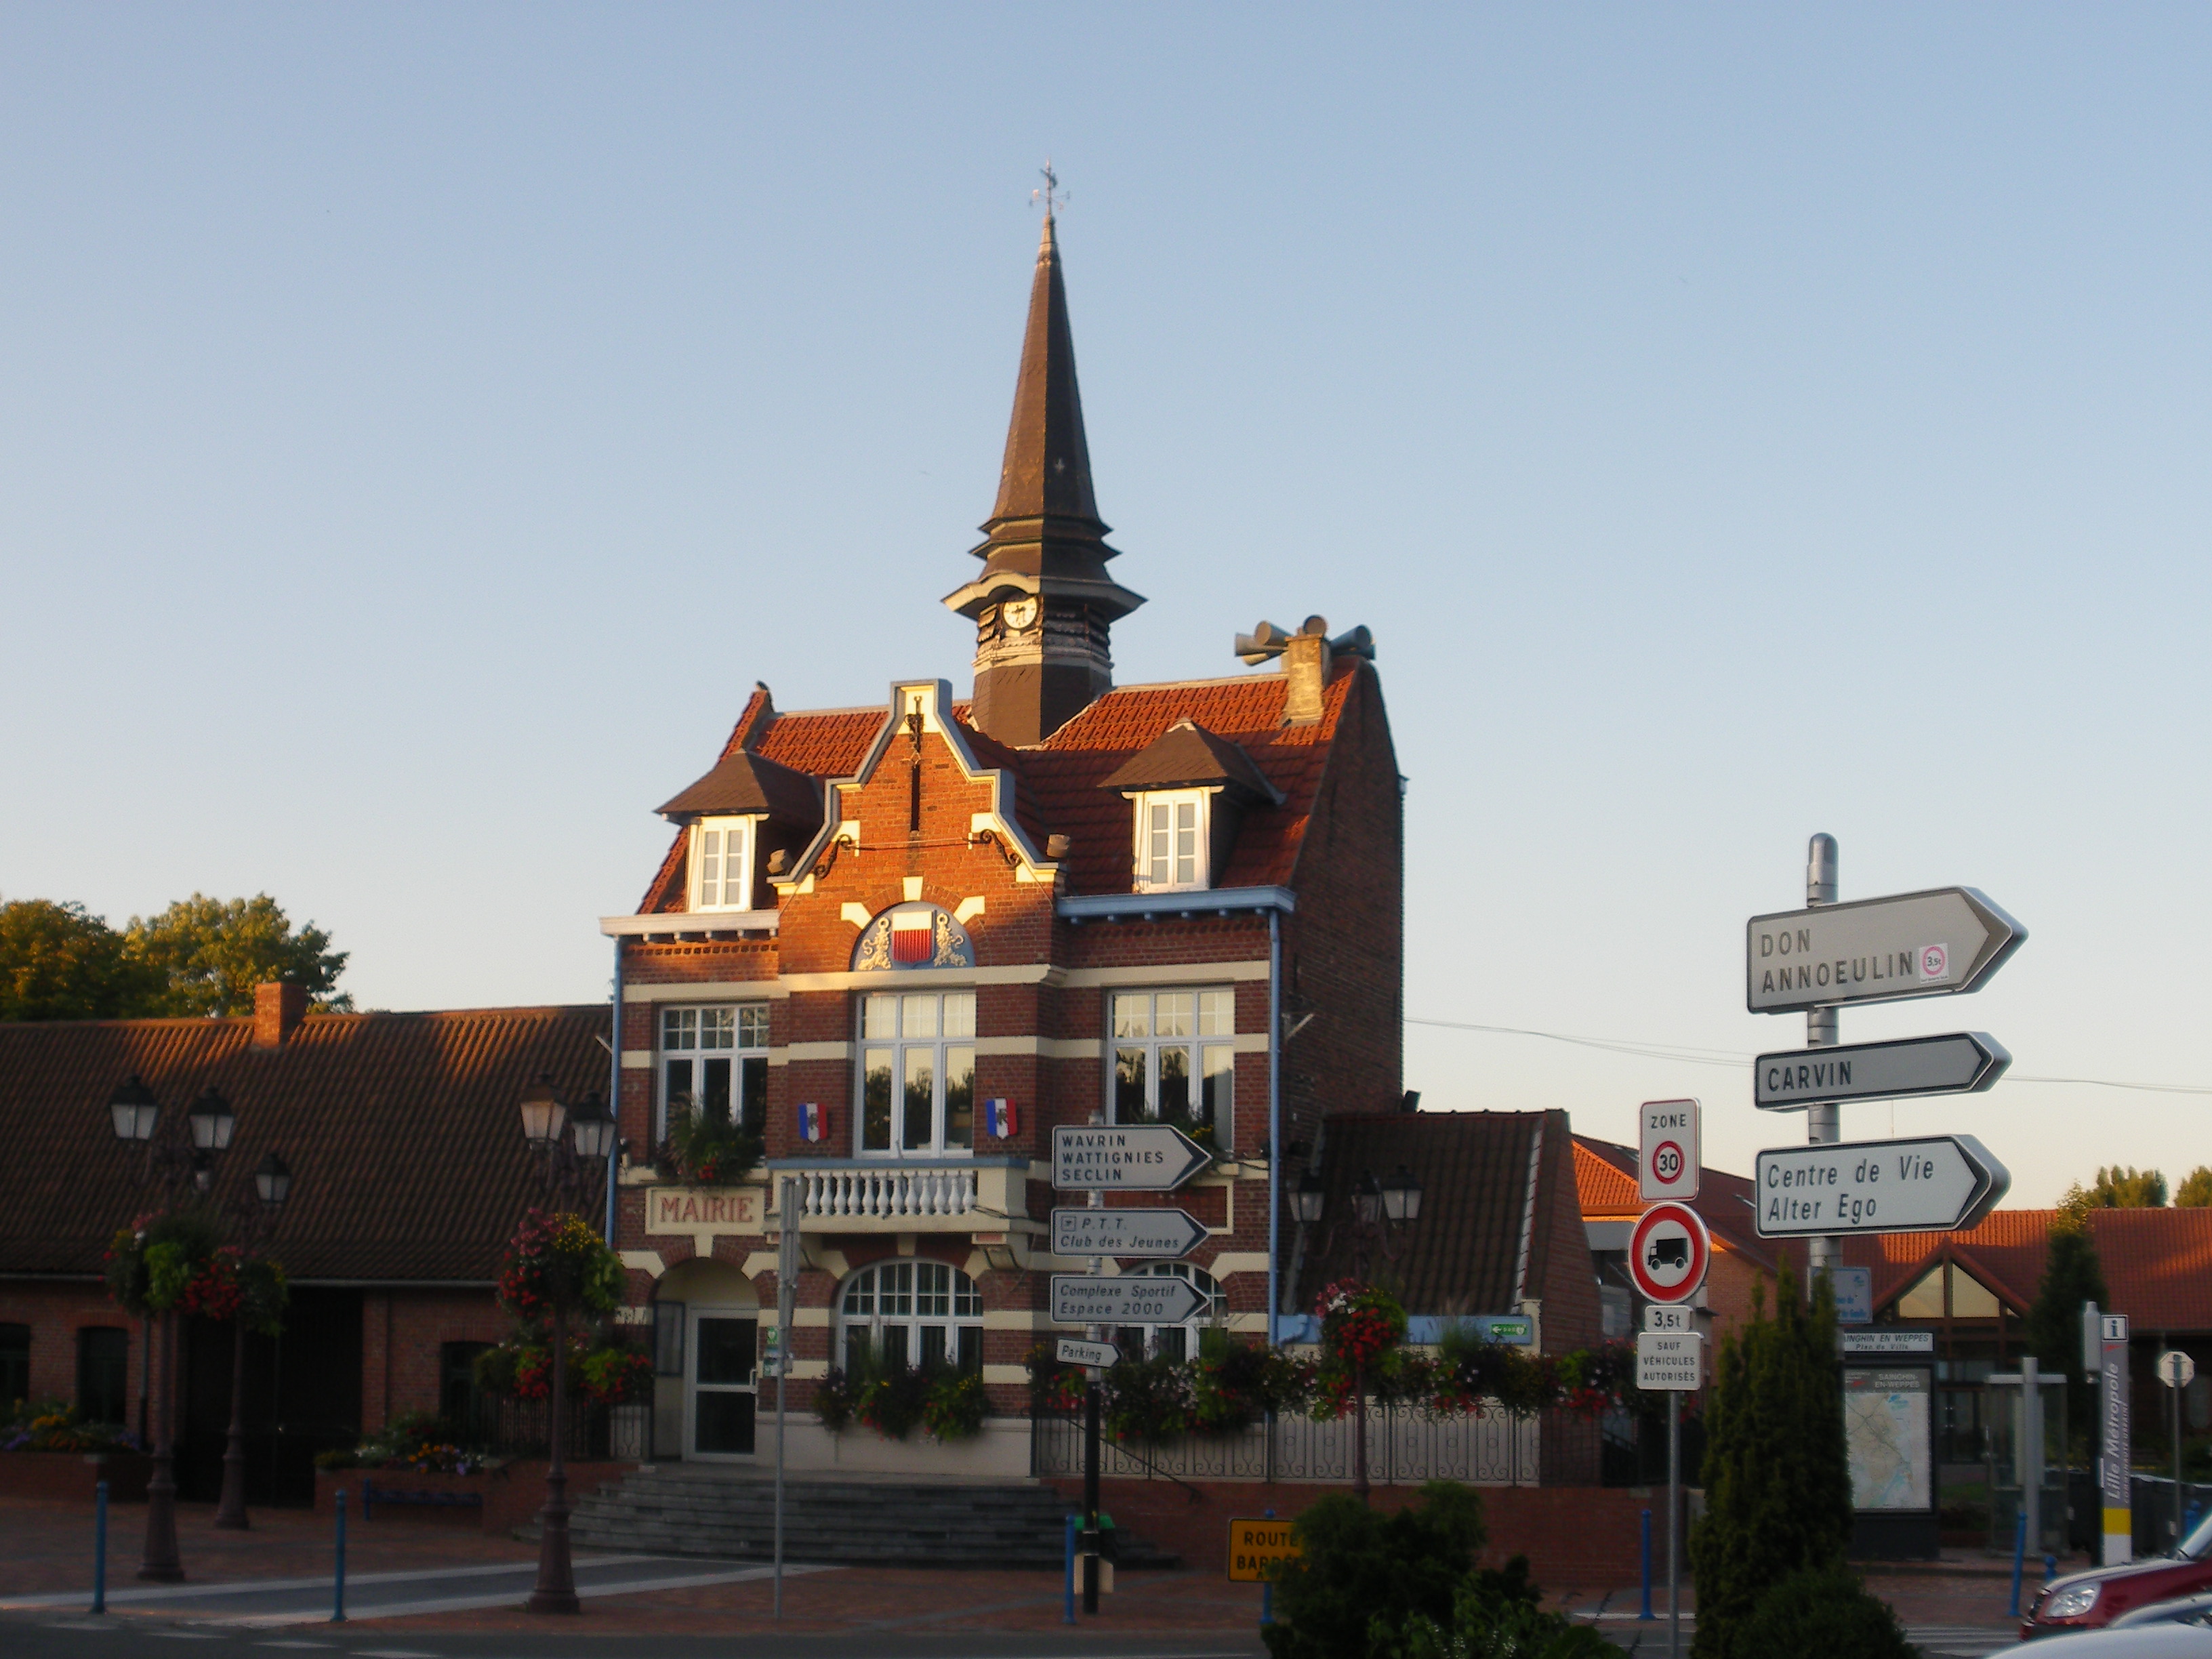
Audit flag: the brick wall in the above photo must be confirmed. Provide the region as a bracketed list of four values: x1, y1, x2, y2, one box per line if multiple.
[1048, 1476, 1656, 1587]
[0, 1281, 143, 1421]
[359, 1288, 508, 1431]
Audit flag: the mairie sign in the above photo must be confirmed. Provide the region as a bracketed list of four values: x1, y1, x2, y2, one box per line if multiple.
[1753, 1033, 2011, 1111]
[1746, 888, 2025, 1014]
[1051, 1124, 1210, 1191]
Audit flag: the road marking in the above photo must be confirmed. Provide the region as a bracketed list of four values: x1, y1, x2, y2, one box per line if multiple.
[0, 1557, 660, 1612]
[350, 1650, 440, 1657]
[223, 1563, 843, 1628]
[254, 1645, 333, 1650]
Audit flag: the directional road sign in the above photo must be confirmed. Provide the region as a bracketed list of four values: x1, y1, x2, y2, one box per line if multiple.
[1057, 1338, 1120, 1369]
[1753, 1135, 2010, 1238]
[1637, 1330, 1702, 1391]
[1639, 1099, 1700, 1202]
[1754, 1032, 2012, 1110]
[1052, 1207, 1208, 1260]
[1629, 1202, 1711, 1305]
[1051, 1273, 1210, 1326]
[1746, 888, 2026, 1014]
[1052, 1124, 1211, 1192]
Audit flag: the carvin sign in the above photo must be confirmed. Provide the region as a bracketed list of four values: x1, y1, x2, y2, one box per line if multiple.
[644, 1187, 762, 1236]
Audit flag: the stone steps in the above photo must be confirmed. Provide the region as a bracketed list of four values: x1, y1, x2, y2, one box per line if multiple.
[535, 1471, 1179, 1570]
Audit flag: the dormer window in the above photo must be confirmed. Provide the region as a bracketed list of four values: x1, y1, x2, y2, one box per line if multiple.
[689, 817, 755, 912]
[1135, 791, 1210, 891]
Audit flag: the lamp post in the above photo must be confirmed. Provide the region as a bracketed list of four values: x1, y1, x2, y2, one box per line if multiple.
[518, 1078, 613, 1617]
[106, 1078, 241, 1582]
[213, 1153, 292, 1530]
[1314, 1162, 1422, 1505]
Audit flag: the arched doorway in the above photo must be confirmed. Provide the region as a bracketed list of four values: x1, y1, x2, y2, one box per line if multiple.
[654, 1258, 760, 1460]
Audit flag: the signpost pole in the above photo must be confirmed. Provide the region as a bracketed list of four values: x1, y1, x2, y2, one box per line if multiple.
[2022, 1355, 2041, 1557]
[1805, 834, 1841, 1286]
[2175, 1364, 2185, 1550]
[1668, 1388, 1681, 1659]
[1084, 1171, 1102, 1617]
[774, 1175, 796, 1621]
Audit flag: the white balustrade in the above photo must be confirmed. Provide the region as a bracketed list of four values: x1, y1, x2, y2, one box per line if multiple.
[798, 1164, 977, 1223]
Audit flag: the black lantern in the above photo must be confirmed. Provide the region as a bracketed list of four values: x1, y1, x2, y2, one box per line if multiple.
[186, 1088, 236, 1153]
[518, 1074, 567, 1149]
[1380, 1164, 1422, 1225]
[567, 1092, 616, 1162]
[254, 1152, 293, 1209]
[108, 1076, 160, 1143]
[1293, 1169, 1326, 1225]
[1353, 1170, 1382, 1228]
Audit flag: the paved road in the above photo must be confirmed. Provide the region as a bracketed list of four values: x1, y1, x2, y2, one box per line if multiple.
[0, 1618, 1269, 1659]
[0, 1557, 840, 1627]
[1589, 1614, 2011, 1656]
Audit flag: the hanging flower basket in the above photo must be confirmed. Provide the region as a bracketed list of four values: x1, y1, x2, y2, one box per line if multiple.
[496, 1209, 622, 1323]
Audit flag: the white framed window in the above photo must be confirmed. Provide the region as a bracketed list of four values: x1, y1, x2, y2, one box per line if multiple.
[858, 990, 976, 1155]
[689, 816, 756, 912]
[1111, 989, 1235, 1149]
[838, 1261, 983, 1375]
[1132, 790, 1210, 891]
[660, 1003, 770, 1142]
[1107, 1263, 1228, 1363]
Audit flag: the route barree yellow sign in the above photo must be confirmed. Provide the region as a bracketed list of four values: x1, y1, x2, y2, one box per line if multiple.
[1227, 1517, 1299, 1582]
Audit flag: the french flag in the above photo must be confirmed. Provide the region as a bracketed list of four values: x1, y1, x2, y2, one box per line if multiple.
[983, 1098, 1017, 1139]
[890, 906, 934, 964]
[796, 1101, 827, 1143]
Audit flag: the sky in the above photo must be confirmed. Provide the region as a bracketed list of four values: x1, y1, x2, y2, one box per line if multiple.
[3, 6, 2207, 1208]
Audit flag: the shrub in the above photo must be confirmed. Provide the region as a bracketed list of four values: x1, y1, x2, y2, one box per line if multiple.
[1382, 1579, 1614, 1659]
[1689, 1264, 1852, 1658]
[577, 1344, 654, 1406]
[1727, 1567, 1919, 1659]
[1, 1399, 140, 1454]
[921, 1369, 988, 1441]
[1263, 1481, 1486, 1659]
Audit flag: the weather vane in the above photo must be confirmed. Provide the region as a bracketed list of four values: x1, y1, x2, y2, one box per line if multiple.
[1031, 159, 1067, 220]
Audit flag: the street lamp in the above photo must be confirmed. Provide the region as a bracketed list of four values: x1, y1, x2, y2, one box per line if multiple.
[1316, 1164, 1425, 1506]
[216, 1151, 292, 1531]
[1292, 1170, 1326, 1227]
[517, 1078, 608, 1618]
[106, 1078, 237, 1582]
[109, 1076, 159, 1143]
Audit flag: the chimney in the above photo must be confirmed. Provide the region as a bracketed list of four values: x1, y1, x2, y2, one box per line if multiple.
[1282, 618, 1333, 726]
[253, 982, 309, 1050]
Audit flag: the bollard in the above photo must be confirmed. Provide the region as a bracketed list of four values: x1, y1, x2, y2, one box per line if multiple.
[2045, 1553, 2057, 1584]
[1262, 1508, 1276, 1629]
[2007, 1507, 2026, 1618]
[332, 1488, 348, 1623]
[1063, 1514, 1076, 1625]
[1639, 1508, 1653, 1620]
[91, 1481, 108, 1615]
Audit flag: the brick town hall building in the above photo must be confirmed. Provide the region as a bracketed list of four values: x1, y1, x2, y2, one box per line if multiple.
[609, 210, 1403, 1471]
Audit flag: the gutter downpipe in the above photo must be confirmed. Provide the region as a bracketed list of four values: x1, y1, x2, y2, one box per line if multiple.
[606, 939, 623, 1245]
[1267, 906, 1282, 1345]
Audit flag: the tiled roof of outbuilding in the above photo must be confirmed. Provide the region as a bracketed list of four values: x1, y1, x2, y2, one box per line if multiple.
[1574, 1134, 1774, 1269]
[0, 1006, 609, 1284]
[1295, 1111, 1570, 1316]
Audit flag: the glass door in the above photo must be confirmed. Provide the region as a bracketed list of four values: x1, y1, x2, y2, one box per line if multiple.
[687, 1309, 758, 1458]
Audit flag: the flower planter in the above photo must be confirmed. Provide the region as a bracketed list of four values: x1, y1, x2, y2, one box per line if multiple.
[312, 1460, 633, 1535]
[0, 1450, 152, 1503]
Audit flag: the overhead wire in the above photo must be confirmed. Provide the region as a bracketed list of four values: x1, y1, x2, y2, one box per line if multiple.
[1403, 1015, 2212, 1097]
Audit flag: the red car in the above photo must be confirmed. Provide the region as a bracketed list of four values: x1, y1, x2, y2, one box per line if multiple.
[2024, 1518, 2212, 1639]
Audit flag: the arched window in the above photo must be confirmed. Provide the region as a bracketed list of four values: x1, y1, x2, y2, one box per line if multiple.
[838, 1261, 983, 1376]
[1108, 1263, 1229, 1364]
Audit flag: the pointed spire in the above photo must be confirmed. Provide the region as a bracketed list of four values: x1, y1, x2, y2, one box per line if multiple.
[945, 196, 1145, 746]
[985, 210, 1103, 534]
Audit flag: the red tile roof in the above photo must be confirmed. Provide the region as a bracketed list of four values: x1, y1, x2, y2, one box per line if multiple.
[0, 1006, 611, 1284]
[638, 663, 1372, 911]
[1824, 1206, 2212, 1332]
[1573, 1134, 1775, 1268]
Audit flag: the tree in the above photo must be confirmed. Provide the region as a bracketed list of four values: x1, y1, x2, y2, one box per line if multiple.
[2077, 1166, 2168, 1209]
[2026, 1208, 2109, 1445]
[1689, 1263, 1852, 1659]
[2175, 1168, 2212, 1209]
[124, 894, 350, 1016]
[0, 899, 165, 1020]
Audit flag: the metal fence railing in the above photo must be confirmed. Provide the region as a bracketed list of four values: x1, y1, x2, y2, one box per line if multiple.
[1030, 1402, 1545, 1487]
[466, 1397, 651, 1462]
